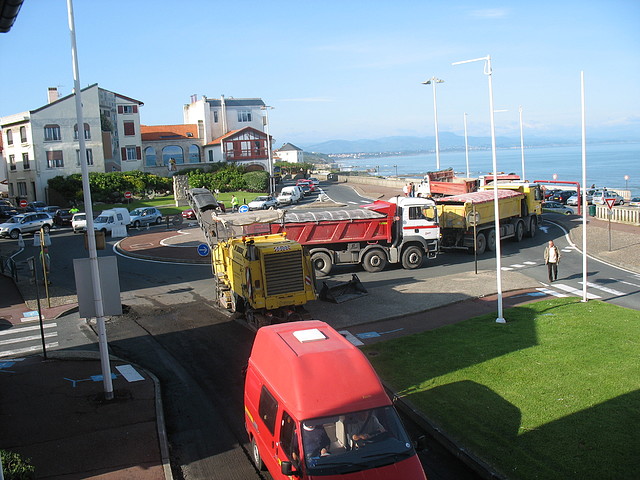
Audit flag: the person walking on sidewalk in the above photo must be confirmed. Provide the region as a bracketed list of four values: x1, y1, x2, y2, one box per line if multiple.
[544, 240, 561, 282]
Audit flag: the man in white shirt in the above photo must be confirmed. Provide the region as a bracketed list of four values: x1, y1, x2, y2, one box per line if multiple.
[544, 240, 561, 282]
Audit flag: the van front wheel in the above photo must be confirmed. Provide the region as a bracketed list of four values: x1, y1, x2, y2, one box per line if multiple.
[251, 437, 265, 471]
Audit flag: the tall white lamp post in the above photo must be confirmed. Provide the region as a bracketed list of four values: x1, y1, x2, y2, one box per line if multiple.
[463, 112, 470, 178]
[624, 175, 629, 190]
[453, 55, 505, 323]
[422, 77, 444, 170]
[261, 106, 274, 194]
[519, 105, 526, 181]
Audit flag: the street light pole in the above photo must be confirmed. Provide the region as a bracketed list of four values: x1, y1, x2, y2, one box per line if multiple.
[519, 105, 526, 181]
[453, 55, 505, 323]
[261, 106, 274, 195]
[422, 77, 444, 170]
[67, 0, 113, 399]
[624, 175, 629, 190]
[463, 112, 470, 178]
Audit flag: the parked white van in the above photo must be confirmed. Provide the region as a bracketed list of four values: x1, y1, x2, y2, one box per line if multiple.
[93, 208, 131, 235]
[277, 186, 303, 205]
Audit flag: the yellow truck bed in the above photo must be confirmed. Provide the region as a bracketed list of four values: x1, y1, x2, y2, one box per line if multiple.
[436, 189, 524, 230]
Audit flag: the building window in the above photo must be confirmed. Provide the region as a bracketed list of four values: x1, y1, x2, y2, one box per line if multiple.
[144, 147, 157, 167]
[17, 182, 27, 197]
[162, 145, 183, 166]
[123, 121, 135, 136]
[20, 126, 27, 143]
[46, 150, 64, 168]
[8, 155, 16, 171]
[74, 123, 91, 140]
[118, 105, 138, 114]
[6, 129, 13, 145]
[208, 150, 214, 162]
[76, 149, 94, 166]
[44, 124, 61, 141]
[22, 153, 30, 170]
[237, 110, 252, 122]
[123, 146, 138, 160]
[188, 144, 201, 163]
[213, 110, 218, 123]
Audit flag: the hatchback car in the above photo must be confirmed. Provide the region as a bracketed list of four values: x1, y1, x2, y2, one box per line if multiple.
[629, 197, 640, 207]
[71, 213, 87, 233]
[181, 208, 196, 220]
[550, 190, 574, 204]
[592, 191, 624, 206]
[53, 208, 73, 227]
[542, 201, 573, 215]
[0, 213, 54, 238]
[129, 207, 163, 227]
[248, 195, 279, 210]
[0, 205, 19, 221]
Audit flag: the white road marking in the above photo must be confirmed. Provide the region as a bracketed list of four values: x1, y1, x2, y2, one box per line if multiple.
[510, 264, 525, 268]
[0, 343, 59, 358]
[553, 283, 601, 299]
[0, 332, 57, 346]
[523, 261, 537, 265]
[536, 287, 568, 298]
[578, 281, 625, 296]
[0, 323, 57, 336]
[339, 330, 364, 346]
[501, 267, 514, 271]
[619, 280, 640, 288]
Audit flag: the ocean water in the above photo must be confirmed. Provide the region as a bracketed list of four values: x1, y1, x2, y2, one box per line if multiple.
[335, 143, 640, 197]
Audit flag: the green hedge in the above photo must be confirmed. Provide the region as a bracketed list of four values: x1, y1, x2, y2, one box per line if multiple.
[0, 450, 35, 480]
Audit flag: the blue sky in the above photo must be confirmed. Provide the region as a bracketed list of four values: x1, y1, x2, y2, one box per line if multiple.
[1, 0, 639, 146]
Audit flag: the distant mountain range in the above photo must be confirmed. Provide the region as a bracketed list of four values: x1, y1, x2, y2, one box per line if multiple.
[301, 131, 638, 155]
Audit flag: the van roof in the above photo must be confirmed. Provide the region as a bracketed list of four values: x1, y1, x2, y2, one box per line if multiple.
[248, 320, 390, 420]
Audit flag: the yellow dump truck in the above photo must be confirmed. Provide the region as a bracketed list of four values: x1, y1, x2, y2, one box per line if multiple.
[436, 183, 543, 254]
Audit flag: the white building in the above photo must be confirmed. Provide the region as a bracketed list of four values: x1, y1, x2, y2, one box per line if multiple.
[183, 95, 272, 171]
[0, 84, 143, 204]
[275, 143, 304, 163]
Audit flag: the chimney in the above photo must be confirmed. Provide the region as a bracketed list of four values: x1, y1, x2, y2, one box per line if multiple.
[47, 87, 59, 104]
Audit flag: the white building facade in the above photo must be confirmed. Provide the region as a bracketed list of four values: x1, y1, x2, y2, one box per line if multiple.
[0, 84, 143, 204]
[274, 143, 304, 163]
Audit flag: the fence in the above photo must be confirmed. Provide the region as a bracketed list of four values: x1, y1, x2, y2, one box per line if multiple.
[594, 205, 640, 225]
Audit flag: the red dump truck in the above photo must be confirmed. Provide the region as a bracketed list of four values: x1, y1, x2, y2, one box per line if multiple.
[264, 196, 440, 275]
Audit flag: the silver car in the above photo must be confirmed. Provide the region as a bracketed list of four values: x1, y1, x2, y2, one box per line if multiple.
[0, 213, 54, 239]
[129, 207, 163, 227]
[592, 191, 624, 206]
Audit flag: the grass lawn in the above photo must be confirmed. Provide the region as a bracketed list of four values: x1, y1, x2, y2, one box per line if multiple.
[363, 298, 640, 480]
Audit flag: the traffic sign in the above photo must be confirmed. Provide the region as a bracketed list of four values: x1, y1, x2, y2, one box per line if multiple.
[19, 199, 27, 208]
[124, 191, 132, 199]
[197, 243, 210, 257]
[238, 205, 249, 213]
[605, 198, 616, 210]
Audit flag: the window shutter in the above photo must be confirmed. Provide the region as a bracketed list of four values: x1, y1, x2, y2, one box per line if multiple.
[133, 105, 138, 113]
[136, 147, 141, 159]
[121, 147, 126, 160]
[118, 105, 123, 114]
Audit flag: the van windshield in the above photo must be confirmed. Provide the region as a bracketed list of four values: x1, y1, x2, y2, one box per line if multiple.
[300, 406, 414, 475]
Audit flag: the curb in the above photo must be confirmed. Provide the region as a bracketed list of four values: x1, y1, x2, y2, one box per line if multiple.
[48, 350, 174, 480]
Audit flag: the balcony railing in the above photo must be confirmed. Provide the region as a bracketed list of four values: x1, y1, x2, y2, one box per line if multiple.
[224, 148, 268, 161]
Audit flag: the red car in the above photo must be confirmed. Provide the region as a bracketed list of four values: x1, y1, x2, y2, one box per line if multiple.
[182, 208, 196, 220]
[296, 179, 316, 194]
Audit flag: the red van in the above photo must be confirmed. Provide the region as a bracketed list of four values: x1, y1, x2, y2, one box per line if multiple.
[244, 320, 428, 479]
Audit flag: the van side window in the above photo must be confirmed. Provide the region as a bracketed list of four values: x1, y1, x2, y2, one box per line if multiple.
[280, 411, 300, 465]
[258, 386, 278, 434]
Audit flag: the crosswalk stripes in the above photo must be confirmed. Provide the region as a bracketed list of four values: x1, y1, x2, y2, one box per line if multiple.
[0, 322, 58, 358]
[578, 281, 625, 296]
[552, 283, 601, 299]
[536, 287, 568, 298]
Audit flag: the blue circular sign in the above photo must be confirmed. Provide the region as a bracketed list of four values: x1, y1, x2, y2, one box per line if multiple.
[238, 205, 249, 213]
[197, 243, 210, 257]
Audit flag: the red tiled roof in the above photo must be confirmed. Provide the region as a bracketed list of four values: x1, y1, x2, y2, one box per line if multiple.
[206, 126, 270, 146]
[141, 124, 198, 141]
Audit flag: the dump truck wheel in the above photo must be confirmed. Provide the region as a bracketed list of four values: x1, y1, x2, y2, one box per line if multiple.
[526, 217, 537, 238]
[362, 249, 387, 273]
[514, 220, 524, 242]
[311, 252, 332, 276]
[475, 232, 487, 255]
[401, 246, 424, 269]
[487, 229, 496, 251]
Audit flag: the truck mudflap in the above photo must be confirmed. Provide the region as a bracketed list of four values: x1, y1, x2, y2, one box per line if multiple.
[319, 274, 368, 303]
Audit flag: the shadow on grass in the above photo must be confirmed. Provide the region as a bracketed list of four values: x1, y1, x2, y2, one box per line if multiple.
[410, 381, 640, 480]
